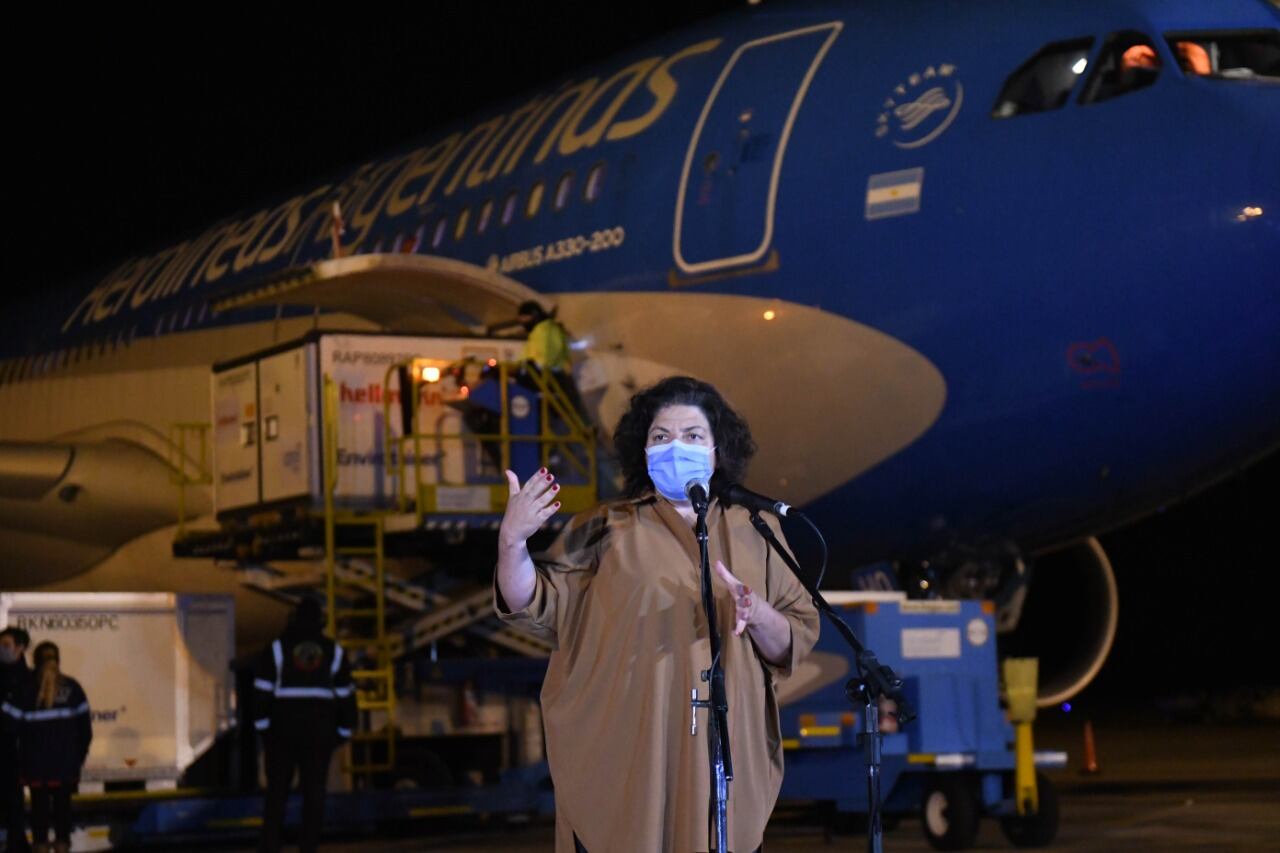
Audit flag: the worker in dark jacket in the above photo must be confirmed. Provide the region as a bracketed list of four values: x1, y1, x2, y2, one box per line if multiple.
[2, 642, 91, 853]
[1, 627, 33, 853]
[253, 598, 357, 853]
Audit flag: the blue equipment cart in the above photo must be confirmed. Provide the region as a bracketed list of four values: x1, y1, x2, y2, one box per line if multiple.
[778, 592, 1064, 849]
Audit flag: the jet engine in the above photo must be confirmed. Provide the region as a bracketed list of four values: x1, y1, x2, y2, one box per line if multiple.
[999, 536, 1120, 707]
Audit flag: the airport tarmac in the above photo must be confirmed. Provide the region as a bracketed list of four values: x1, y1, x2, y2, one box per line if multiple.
[208, 720, 1280, 852]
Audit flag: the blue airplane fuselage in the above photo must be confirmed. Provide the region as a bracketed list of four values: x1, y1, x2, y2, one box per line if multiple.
[6, 0, 1278, 569]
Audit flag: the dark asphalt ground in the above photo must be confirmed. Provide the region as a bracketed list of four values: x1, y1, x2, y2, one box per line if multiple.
[201, 719, 1280, 852]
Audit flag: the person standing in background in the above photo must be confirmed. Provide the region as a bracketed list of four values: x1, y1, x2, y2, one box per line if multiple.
[515, 300, 590, 436]
[0, 627, 33, 853]
[252, 598, 357, 853]
[516, 300, 572, 374]
[4, 642, 91, 853]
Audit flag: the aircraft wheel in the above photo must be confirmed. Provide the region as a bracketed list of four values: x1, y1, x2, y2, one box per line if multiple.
[999, 773, 1059, 847]
[921, 775, 980, 850]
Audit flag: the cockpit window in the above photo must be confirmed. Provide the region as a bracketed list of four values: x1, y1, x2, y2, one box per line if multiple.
[1079, 31, 1161, 104]
[1164, 30, 1280, 79]
[992, 38, 1095, 118]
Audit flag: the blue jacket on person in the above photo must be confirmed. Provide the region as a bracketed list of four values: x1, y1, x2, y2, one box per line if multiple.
[2, 673, 92, 787]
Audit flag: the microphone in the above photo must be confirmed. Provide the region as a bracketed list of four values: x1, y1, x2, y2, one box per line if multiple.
[685, 478, 710, 514]
[721, 483, 794, 517]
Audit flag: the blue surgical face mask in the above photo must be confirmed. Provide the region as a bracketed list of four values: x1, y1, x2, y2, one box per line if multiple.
[646, 440, 715, 502]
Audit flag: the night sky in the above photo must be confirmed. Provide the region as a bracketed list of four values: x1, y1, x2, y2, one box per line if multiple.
[12, 4, 1279, 706]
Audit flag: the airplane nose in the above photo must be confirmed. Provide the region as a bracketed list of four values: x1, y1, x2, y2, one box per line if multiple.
[1159, 95, 1280, 479]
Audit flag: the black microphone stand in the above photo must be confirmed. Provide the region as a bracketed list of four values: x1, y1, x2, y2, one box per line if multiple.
[690, 490, 731, 853]
[746, 512, 915, 853]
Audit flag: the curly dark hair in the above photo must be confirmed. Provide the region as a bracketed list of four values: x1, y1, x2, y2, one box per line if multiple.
[613, 376, 757, 498]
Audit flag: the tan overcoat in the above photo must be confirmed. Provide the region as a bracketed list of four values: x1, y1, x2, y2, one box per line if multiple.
[496, 494, 820, 852]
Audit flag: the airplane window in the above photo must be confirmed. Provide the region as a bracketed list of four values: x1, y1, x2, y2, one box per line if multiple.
[501, 190, 518, 226]
[454, 207, 470, 241]
[432, 216, 448, 249]
[477, 199, 494, 234]
[584, 162, 605, 202]
[554, 172, 574, 211]
[526, 181, 545, 218]
[992, 37, 1095, 118]
[1079, 31, 1161, 104]
[1164, 30, 1280, 79]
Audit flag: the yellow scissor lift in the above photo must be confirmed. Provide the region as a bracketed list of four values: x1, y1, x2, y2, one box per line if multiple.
[317, 357, 597, 783]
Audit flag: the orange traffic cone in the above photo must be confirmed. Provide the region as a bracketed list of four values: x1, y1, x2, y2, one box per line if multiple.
[1081, 719, 1101, 775]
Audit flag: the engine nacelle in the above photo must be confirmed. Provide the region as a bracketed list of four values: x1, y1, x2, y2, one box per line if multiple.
[1000, 536, 1120, 707]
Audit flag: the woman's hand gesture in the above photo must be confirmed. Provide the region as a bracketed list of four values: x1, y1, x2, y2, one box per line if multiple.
[714, 559, 757, 636]
[499, 467, 561, 549]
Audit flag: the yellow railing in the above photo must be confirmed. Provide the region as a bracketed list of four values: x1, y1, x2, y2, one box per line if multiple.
[318, 358, 601, 779]
[322, 376, 397, 779]
[381, 359, 597, 524]
[168, 422, 212, 538]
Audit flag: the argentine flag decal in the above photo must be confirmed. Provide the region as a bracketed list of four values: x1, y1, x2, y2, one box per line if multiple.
[865, 168, 924, 220]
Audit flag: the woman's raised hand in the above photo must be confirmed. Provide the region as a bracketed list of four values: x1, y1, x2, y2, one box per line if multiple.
[499, 468, 561, 549]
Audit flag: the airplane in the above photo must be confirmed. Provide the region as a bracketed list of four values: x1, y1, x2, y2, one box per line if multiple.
[1, 0, 1277, 708]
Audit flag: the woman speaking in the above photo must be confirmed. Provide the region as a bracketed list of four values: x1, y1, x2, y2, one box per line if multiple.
[496, 376, 819, 853]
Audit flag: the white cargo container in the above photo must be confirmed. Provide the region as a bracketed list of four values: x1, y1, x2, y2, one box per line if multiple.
[0, 593, 234, 786]
[211, 332, 523, 516]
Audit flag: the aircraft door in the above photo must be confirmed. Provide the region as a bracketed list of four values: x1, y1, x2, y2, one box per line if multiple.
[674, 22, 842, 278]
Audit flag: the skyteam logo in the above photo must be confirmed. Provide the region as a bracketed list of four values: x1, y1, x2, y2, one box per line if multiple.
[876, 64, 964, 150]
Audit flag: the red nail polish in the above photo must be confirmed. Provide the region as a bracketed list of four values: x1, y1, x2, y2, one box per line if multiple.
[546, 474, 553, 481]
[554, 501, 561, 508]
[539, 467, 547, 474]
[553, 484, 560, 491]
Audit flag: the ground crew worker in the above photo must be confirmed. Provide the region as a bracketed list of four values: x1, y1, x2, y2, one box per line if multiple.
[515, 300, 588, 429]
[0, 627, 33, 853]
[2, 642, 91, 853]
[516, 300, 572, 373]
[253, 598, 356, 853]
